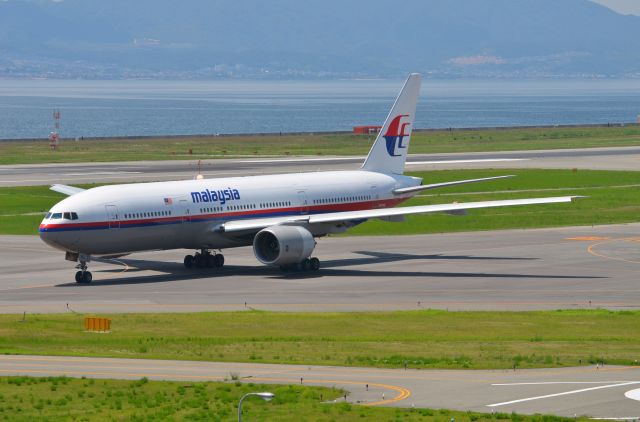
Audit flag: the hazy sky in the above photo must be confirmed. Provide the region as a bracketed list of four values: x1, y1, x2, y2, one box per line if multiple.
[591, 0, 640, 15]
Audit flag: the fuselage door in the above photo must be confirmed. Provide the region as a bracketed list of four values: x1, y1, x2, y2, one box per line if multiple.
[106, 205, 120, 229]
[298, 191, 309, 215]
[371, 185, 382, 208]
[179, 199, 191, 223]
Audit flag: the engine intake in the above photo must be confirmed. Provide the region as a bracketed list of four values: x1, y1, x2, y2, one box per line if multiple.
[253, 225, 315, 266]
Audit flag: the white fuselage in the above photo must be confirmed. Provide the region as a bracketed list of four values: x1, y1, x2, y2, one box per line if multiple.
[39, 170, 420, 255]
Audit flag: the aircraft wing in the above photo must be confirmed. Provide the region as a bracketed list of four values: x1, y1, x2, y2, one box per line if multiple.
[50, 184, 86, 196]
[220, 195, 580, 233]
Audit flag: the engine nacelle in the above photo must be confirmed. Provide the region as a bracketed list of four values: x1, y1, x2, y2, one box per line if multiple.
[253, 225, 315, 266]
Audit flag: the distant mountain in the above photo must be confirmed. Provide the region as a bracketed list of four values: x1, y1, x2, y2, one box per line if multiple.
[1, 0, 639, 79]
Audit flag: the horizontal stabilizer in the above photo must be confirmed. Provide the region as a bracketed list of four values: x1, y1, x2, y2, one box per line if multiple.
[392, 175, 515, 195]
[50, 184, 85, 196]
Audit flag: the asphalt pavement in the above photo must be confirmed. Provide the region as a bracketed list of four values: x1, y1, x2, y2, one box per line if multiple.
[1, 146, 640, 187]
[1, 355, 639, 417]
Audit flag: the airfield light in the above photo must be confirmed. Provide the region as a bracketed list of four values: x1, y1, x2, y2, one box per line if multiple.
[237, 392, 274, 421]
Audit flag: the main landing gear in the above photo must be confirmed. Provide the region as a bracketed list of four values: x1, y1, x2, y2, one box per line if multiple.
[74, 260, 92, 284]
[280, 257, 320, 272]
[184, 249, 225, 269]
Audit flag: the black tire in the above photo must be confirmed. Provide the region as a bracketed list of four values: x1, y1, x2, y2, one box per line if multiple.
[83, 272, 92, 283]
[310, 257, 320, 271]
[301, 259, 311, 271]
[214, 254, 225, 268]
[184, 255, 194, 269]
[206, 254, 215, 268]
[75, 271, 83, 283]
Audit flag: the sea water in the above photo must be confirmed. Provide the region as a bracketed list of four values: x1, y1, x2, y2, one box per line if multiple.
[0, 79, 639, 140]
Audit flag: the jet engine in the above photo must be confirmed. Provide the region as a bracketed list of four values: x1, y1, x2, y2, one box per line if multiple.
[253, 226, 315, 266]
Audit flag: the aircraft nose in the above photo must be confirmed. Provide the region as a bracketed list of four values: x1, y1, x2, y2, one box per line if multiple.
[39, 227, 66, 250]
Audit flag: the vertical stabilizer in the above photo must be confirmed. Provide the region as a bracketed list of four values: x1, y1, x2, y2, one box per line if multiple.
[361, 73, 421, 175]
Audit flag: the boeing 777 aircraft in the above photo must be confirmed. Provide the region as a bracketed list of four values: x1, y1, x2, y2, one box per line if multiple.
[40, 74, 579, 283]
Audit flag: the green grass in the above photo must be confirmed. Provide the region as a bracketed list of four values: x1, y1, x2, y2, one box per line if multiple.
[0, 376, 582, 421]
[1, 125, 639, 164]
[349, 168, 640, 235]
[2, 310, 639, 370]
[3, 169, 639, 236]
[0, 186, 65, 235]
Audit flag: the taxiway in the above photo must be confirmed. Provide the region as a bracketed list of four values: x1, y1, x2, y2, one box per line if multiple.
[1, 146, 640, 187]
[1, 355, 639, 417]
[2, 223, 640, 313]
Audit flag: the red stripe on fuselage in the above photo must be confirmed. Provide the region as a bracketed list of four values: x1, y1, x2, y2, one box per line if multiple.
[40, 197, 410, 231]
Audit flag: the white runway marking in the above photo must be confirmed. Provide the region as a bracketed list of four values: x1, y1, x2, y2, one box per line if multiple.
[238, 157, 361, 163]
[407, 158, 528, 165]
[487, 381, 640, 407]
[624, 388, 640, 401]
[62, 171, 142, 176]
[0, 172, 253, 184]
[240, 157, 528, 165]
[492, 381, 632, 386]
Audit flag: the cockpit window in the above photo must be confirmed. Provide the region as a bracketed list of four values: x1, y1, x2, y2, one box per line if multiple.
[51, 213, 62, 219]
[71, 212, 78, 220]
[45, 213, 52, 219]
[63, 212, 71, 220]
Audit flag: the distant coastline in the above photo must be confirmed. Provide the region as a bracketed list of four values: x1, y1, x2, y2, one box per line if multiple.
[2, 122, 638, 143]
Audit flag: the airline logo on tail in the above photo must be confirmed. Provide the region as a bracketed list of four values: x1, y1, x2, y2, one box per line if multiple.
[384, 114, 411, 157]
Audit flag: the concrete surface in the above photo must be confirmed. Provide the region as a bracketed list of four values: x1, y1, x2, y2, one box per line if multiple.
[1, 355, 639, 417]
[2, 146, 640, 187]
[2, 223, 640, 313]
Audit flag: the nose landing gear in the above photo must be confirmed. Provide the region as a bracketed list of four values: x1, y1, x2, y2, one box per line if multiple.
[74, 260, 92, 283]
[184, 249, 225, 269]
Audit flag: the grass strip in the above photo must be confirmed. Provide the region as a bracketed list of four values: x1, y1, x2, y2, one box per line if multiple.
[2, 169, 639, 236]
[1, 125, 639, 164]
[0, 376, 583, 421]
[1, 310, 639, 370]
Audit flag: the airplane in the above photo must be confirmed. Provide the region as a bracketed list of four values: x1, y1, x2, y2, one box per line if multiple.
[39, 73, 579, 283]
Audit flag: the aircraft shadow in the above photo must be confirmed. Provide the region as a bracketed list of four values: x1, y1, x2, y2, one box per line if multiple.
[54, 252, 602, 287]
[323, 250, 537, 268]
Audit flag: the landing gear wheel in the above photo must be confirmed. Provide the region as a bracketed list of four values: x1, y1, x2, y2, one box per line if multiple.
[184, 255, 194, 269]
[74, 258, 92, 283]
[214, 254, 224, 268]
[206, 254, 216, 268]
[75, 271, 92, 283]
[309, 257, 320, 271]
[301, 259, 311, 271]
[195, 254, 206, 268]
